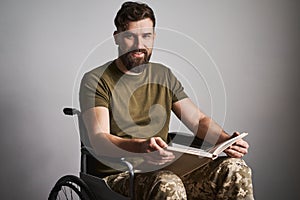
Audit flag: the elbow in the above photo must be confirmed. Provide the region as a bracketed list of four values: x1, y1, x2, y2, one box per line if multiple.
[88, 132, 113, 157]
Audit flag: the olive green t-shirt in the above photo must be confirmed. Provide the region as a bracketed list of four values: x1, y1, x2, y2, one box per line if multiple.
[80, 60, 187, 141]
[79, 60, 188, 174]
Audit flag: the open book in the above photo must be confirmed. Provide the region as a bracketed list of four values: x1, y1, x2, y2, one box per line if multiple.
[164, 132, 248, 177]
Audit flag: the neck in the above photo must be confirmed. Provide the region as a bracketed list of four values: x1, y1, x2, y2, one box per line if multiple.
[115, 58, 143, 75]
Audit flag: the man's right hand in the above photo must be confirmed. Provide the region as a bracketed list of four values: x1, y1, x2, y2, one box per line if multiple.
[140, 137, 175, 165]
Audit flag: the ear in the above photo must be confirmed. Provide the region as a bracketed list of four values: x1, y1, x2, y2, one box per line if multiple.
[113, 31, 119, 45]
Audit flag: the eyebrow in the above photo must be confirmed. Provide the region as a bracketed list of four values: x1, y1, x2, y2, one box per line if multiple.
[142, 32, 153, 36]
[125, 29, 154, 35]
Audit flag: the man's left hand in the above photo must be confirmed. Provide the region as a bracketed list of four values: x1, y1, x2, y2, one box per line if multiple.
[224, 132, 249, 158]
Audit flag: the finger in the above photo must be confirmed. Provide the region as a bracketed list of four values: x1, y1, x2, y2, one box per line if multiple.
[235, 139, 249, 149]
[154, 137, 168, 148]
[159, 148, 174, 157]
[228, 145, 248, 155]
[224, 148, 244, 158]
[232, 131, 240, 137]
[144, 153, 174, 165]
[161, 152, 175, 161]
[148, 137, 164, 151]
[149, 149, 175, 160]
[147, 159, 169, 166]
[147, 137, 175, 160]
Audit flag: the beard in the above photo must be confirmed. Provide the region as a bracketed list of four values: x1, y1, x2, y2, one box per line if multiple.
[119, 48, 152, 73]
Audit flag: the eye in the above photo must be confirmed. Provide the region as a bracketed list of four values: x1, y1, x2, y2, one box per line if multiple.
[143, 33, 152, 39]
[123, 33, 134, 39]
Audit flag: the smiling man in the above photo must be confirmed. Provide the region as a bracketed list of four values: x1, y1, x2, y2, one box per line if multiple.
[79, 1, 254, 199]
[115, 17, 155, 73]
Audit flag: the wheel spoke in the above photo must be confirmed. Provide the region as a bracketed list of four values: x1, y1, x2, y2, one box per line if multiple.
[62, 186, 68, 199]
[70, 185, 73, 199]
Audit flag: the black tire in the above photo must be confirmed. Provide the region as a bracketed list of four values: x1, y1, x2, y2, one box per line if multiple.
[48, 175, 96, 200]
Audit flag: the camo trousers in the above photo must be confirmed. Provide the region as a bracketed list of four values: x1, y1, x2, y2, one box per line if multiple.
[104, 157, 254, 200]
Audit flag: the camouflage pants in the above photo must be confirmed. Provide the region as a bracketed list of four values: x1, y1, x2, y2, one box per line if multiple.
[104, 157, 254, 200]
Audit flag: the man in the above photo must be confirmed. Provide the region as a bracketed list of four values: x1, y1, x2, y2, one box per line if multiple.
[80, 1, 254, 199]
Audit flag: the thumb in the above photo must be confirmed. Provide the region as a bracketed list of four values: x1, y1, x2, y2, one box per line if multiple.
[153, 137, 168, 148]
[231, 131, 240, 138]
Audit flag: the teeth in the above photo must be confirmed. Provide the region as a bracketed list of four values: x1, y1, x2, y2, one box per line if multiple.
[132, 52, 144, 56]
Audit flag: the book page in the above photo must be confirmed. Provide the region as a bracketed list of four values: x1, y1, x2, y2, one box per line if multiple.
[208, 132, 248, 156]
[167, 143, 214, 158]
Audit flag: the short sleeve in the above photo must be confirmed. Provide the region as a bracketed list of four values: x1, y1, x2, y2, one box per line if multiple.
[79, 72, 110, 112]
[168, 69, 188, 103]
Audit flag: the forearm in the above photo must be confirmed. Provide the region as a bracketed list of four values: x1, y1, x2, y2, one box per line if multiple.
[172, 99, 246, 152]
[197, 116, 250, 158]
[82, 107, 170, 160]
[82, 107, 147, 157]
[172, 98, 230, 144]
[89, 132, 144, 157]
[196, 116, 230, 144]
[89, 132, 172, 164]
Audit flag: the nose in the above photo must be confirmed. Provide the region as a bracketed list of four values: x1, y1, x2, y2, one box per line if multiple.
[134, 36, 144, 50]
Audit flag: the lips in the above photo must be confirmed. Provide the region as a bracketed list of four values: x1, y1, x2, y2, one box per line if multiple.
[129, 49, 147, 58]
[131, 51, 144, 58]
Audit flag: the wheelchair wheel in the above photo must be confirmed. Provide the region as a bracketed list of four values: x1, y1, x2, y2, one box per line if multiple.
[48, 175, 96, 200]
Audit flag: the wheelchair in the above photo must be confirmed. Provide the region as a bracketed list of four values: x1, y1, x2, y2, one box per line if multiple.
[48, 107, 207, 200]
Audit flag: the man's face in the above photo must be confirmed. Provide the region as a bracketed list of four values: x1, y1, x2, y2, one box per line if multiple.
[114, 18, 155, 73]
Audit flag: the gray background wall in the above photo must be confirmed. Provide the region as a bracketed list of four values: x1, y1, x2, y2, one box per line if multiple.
[1, 0, 299, 199]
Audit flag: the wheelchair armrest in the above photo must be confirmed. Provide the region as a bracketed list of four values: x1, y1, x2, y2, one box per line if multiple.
[81, 146, 135, 173]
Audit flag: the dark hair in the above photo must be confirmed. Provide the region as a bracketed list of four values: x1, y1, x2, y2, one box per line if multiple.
[114, 1, 156, 31]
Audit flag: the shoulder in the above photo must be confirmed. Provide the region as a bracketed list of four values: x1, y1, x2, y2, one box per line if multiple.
[81, 61, 117, 85]
[148, 62, 180, 80]
[148, 62, 173, 75]
[149, 62, 170, 70]
[83, 61, 113, 80]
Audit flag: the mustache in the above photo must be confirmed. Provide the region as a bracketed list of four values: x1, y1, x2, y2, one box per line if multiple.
[128, 49, 148, 55]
